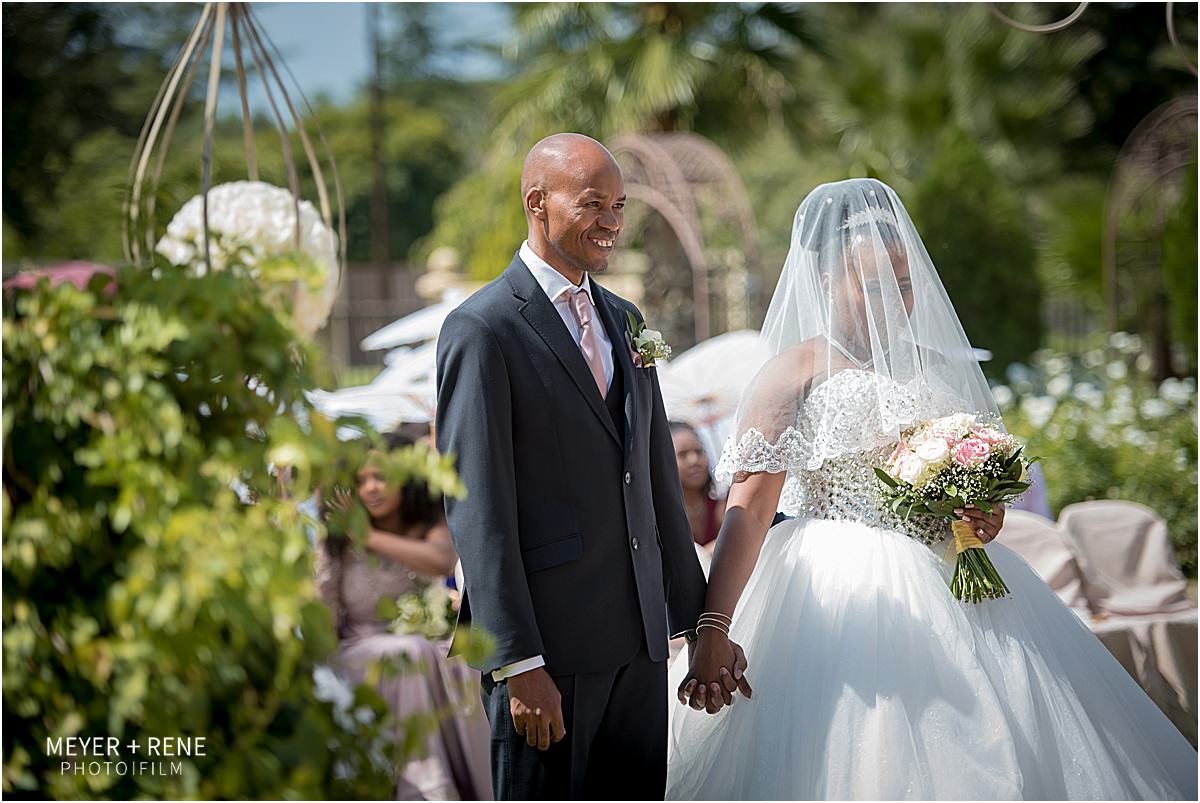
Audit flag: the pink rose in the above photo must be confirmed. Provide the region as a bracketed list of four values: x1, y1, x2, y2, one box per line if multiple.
[974, 427, 1016, 456]
[951, 437, 992, 468]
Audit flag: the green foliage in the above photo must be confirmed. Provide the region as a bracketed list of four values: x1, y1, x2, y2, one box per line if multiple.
[417, 153, 527, 280]
[1161, 156, 1198, 363]
[1030, 175, 1107, 314]
[497, 3, 821, 145]
[811, 3, 1100, 188]
[423, 1, 824, 280]
[378, 581, 455, 642]
[1, 261, 471, 798]
[909, 127, 1043, 376]
[993, 336, 1198, 576]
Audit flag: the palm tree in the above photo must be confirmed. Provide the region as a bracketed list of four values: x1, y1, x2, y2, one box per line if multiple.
[494, 2, 824, 148]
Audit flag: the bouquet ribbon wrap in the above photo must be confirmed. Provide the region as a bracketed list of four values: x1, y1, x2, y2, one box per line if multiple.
[946, 519, 984, 559]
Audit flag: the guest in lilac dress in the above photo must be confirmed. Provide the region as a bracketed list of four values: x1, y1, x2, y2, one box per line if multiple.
[316, 432, 491, 800]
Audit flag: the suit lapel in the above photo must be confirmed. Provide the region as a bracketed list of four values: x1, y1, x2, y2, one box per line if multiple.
[593, 282, 637, 462]
[505, 256, 621, 447]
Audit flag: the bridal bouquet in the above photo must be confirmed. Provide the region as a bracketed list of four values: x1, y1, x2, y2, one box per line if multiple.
[875, 413, 1036, 603]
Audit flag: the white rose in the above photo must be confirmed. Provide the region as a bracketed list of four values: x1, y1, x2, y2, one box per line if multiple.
[914, 437, 949, 465]
[896, 453, 929, 485]
[639, 329, 663, 344]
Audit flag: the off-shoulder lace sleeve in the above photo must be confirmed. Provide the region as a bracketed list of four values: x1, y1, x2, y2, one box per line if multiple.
[715, 426, 815, 484]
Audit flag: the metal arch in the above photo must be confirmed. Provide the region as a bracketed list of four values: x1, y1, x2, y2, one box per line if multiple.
[987, 2, 1089, 34]
[641, 132, 762, 267]
[1102, 95, 1197, 330]
[608, 132, 762, 342]
[1167, 1, 1198, 78]
[123, 2, 346, 278]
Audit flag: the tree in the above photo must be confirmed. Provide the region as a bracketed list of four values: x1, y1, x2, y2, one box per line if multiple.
[909, 127, 1043, 377]
[2, 3, 191, 259]
[422, 2, 824, 284]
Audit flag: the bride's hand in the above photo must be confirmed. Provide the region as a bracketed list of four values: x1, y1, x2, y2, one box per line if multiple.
[678, 632, 753, 714]
[953, 503, 1006, 544]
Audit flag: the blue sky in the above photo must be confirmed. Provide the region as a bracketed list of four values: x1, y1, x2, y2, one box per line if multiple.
[240, 2, 512, 105]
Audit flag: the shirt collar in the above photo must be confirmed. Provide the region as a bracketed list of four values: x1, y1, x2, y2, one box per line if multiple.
[520, 240, 596, 306]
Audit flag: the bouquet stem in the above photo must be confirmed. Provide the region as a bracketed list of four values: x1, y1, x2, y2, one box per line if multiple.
[948, 520, 1010, 603]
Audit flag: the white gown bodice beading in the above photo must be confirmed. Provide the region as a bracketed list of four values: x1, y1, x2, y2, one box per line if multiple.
[718, 369, 949, 546]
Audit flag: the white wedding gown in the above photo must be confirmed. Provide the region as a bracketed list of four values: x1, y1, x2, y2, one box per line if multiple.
[667, 371, 1197, 800]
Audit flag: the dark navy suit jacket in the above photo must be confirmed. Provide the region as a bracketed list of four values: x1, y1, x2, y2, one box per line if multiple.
[435, 254, 707, 676]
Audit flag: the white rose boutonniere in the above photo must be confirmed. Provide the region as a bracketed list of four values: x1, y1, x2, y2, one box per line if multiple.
[625, 310, 671, 368]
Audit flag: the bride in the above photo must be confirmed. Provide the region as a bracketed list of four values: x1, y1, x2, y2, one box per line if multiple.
[666, 178, 1197, 800]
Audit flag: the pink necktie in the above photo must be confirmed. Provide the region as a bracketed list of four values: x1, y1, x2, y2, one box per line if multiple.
[568, 288, 607, 400]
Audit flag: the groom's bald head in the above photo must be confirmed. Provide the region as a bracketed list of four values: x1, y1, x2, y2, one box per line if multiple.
[521, 133, 625, 277]
[520, 133, 620, 201]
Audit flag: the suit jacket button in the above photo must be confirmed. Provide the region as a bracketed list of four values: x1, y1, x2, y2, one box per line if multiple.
[624, 471, 632, 484]
[631, 537, 640, 550]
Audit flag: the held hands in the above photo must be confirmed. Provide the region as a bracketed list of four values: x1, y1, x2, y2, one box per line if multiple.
[952, 503, 1006, 544]
[677, 630, 753, 714]
[506, 667, 566, 751]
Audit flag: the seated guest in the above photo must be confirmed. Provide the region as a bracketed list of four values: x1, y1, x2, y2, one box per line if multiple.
[315, 431, 491, 800]
[670, 421, 726, 555]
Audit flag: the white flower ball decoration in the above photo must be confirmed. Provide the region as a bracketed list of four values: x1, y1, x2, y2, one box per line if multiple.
[156, 180, 339, 335]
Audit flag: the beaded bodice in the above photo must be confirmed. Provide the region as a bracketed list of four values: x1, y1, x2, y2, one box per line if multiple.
[721, 369, 949, 546]
[778, 452, 947, 546]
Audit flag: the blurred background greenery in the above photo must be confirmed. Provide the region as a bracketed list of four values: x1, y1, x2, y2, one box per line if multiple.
[1, 3, 1195, 555]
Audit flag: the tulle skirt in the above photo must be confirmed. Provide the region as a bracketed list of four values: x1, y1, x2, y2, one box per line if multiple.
[666, 517, 1197, 800]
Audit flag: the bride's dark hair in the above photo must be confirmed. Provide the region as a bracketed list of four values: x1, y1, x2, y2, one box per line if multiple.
[798, 178, 904, 276]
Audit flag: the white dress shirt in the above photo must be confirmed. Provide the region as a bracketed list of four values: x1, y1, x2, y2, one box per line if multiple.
[519, 241, 615, 389]
[490, 243, 618, 683]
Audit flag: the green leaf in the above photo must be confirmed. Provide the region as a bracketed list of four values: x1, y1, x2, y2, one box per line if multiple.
[874, 467, 900, 488]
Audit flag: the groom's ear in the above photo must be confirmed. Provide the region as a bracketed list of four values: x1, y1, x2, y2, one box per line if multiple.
[525, 187, 547, 221]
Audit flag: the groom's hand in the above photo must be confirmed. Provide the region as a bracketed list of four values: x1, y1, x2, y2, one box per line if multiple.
[507, 667, 566, 751]
[678, 634, 754, 714]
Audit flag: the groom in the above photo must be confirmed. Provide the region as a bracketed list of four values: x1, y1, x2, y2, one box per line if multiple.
[436, 133, 745, 799]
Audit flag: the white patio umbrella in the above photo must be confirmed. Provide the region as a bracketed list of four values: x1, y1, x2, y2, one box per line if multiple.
[307, 341, 440, 430]
[658, 330, 772, 428]
[359, 288, 467, 351]
[657, 330, 772, 467]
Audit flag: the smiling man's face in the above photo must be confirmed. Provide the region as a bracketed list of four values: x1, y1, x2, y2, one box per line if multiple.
[548, 170, 625, 274]
[524, 135, 626, 276]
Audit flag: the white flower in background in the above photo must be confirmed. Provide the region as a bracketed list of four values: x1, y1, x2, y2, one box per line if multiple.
[1108, 331, 1136, 351]
[1022, 395, 1056, 429]
[1082, 350, 1105, 368]
[1107, 387, 1136, 426]
[1135, 353, 1153, 373]
[1006, 362, 1032, 385]
[1159, 377, 1196, 406]
[156, 180, 339, 336]
[1123, 427, 1150, 448]
[1073, 383, 1104, 409]
[1043, 356, 1069, 377]
[991, 385, 1014, 408]
[1106, 361, 1128, 380]
[1046, 375, 1072, 398]
[1140, 398, 1172, 419]
[313, 665, 354, 711]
